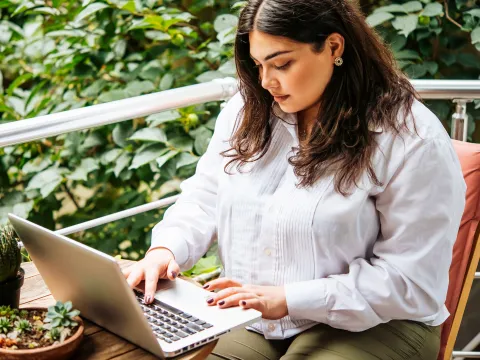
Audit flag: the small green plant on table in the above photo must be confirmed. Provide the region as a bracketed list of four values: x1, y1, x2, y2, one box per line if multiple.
[0, 301, 81, 350]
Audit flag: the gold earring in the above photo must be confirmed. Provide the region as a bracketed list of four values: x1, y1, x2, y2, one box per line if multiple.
[334, 57, 343, 66]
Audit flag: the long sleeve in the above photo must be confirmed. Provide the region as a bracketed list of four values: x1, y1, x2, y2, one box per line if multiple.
[284, 138, 466, 331]
[149, 93, 243, 271]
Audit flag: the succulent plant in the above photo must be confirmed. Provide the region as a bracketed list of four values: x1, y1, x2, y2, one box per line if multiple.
[14, 319, 31, 333]
[0, 316, 12, 334]
[0, 224, 21, 283]
[43, 301, 80, 329]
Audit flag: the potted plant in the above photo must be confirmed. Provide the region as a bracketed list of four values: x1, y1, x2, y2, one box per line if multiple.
[0, 301, 84, 360]
[0, 224, 23, 309]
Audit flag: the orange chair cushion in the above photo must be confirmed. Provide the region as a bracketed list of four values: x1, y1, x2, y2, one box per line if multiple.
[439, 140, 480, 359]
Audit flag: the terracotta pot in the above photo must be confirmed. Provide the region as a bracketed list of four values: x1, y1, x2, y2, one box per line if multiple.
[0, 307, 84, 360]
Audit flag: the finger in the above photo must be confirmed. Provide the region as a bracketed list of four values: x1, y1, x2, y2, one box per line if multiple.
[144, 266, 161, 304]
[202, 278, 242, 291]
[122, 265, 134, 279]
[126, 266, 144, 289]
[216, 293, 259, 309]
[166, 259, 180, 280]
[205, 287, 249, 306]
[240, 298, 263, 313]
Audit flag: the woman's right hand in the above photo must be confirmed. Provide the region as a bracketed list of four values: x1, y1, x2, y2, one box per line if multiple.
[122, 247, 180, 304]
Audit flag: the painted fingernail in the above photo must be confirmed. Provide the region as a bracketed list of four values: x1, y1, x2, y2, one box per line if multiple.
[241, 301, 246, 306]
[171, 271, 177, 279]
[207, 298, 214, 304]
[218, 300, 225, 306]
[203, 284, 209, 289]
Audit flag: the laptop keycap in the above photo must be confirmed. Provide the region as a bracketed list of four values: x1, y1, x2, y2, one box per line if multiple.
[133, 290, 213, 342]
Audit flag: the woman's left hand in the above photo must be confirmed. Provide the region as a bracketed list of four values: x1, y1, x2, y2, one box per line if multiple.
[203, 278, 288, 320]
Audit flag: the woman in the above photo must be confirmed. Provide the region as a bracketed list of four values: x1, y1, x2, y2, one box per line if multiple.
[123, 0, 466, 358]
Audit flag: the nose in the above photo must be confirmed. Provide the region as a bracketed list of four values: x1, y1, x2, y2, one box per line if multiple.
[260, 68, 278, 90]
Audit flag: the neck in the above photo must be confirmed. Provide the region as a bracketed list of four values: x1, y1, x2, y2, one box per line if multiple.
[297, 102, 320, 139]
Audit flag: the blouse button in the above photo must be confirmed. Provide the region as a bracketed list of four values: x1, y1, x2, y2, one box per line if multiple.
[267, 323, 276, 332]
[264, 248, 272, 256]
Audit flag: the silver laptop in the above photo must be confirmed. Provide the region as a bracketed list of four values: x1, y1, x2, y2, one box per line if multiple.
[8, 214, 261, 358]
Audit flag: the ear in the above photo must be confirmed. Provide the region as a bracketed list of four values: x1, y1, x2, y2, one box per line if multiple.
[326, 33, 345, 59]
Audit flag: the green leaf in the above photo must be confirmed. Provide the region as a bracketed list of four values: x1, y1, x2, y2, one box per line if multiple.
[7, 73, 33, 96]
[112, 124, 134, 147]
[160, 73, 174, 91]
[395, 49, 421, 60]
[405, 63, 427, 78]
[32, 6, 61, 15]
[146, 110, 181, 126]
[168, 136, 193, 152]
[12, 201, 34, 220]
[156, 150, 179, 168]
[213, 14, 238, 32]
[113, 152, 132, 177]
[82, 133, 104, 149]
[232, 1, 247, 10]
[422, 2, 443, 16]
[392, 15, 419, 37]
[465, 9, 480, 19]
[64, 301, 73, 312]
[25, 167, 65, 198]
[196, 71, 224, 83]
[100, 149, 123, 165]
[440, 53, 456, 66]
[68, 158, 99, 181]
[129, 128, 167, 142]
[182, 255, 220, 276]
[98, 89, 127, 103]
[423, 61, 438, 75]
[75, 3, 109, 22]
[403, 1, 423, 13]
[176, 152, 199, 169]
[129, 145, 168, 169]
[366, 12, 395, 27]
[457, 53, 480, 68]
[22, 157, 51, 174]
[471, 27, 480, 44]
[374, 4, 407, 13]
[124, 80, 155, 97]
[193, 127, 212, 155]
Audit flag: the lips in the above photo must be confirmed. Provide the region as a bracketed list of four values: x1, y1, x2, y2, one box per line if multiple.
[273, 94, 289, 102]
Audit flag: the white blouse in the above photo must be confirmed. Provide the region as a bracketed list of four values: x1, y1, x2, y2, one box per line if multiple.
[150, 92, 466, 339]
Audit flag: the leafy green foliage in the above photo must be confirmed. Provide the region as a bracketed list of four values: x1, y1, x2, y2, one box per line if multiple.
[362, 0, 480, 135]
[0, 0, 478, 279]
[0, 0, 240, 267]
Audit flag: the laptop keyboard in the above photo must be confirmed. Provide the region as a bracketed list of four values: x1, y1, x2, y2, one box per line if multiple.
[134, 290, 213, 344]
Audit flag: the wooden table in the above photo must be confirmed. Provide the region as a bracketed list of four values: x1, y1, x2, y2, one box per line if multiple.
[20, 260, 217, 359]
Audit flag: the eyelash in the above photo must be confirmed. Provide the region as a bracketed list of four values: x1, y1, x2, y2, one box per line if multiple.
[254, 61, 292, 71]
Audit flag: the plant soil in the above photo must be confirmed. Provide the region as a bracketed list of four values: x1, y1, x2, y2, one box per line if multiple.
[0, 309, 78, 350]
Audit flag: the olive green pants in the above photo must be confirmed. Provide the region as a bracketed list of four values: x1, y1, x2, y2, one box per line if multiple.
[208, 321, 441, 360]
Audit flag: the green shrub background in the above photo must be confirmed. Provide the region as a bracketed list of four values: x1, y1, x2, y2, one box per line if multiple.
[0, 0, 479, 271]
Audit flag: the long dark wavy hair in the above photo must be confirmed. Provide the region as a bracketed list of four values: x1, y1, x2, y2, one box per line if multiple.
[221, 0, 418, 195]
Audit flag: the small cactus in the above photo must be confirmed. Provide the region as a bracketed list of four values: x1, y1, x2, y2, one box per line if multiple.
[0, 224, 21, 283]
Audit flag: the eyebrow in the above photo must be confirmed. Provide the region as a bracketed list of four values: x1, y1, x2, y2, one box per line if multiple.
[250, 50, 293, 62]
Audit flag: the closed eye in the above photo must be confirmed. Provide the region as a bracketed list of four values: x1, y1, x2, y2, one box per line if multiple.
[253, 61, 292, 71]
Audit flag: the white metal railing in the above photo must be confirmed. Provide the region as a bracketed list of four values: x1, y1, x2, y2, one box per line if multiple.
[2, 78, 480, 358]
[0, 77, 238, 148]
[1, 79, 479, 149]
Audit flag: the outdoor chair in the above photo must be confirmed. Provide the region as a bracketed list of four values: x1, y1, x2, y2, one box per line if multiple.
[439, 140, 480, 360]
